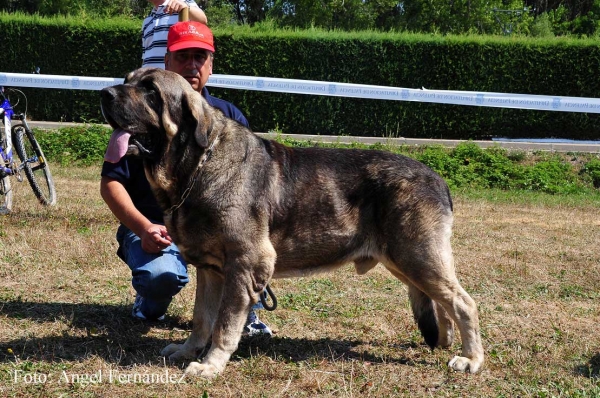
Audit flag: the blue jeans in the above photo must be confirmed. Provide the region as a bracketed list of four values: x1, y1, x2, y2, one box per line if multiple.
[116, 224, 263, 320]
[117, 224, 189, 320]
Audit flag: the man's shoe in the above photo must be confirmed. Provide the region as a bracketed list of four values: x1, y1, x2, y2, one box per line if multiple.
[132, 294, 165, 321]
[242, 310, 272, 337]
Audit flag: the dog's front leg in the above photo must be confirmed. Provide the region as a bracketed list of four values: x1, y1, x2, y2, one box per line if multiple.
[183, 270, 255, 379]
[161, 268, 223, 362]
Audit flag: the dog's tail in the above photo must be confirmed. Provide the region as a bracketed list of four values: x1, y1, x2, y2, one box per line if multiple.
[408, 286, 439, 349]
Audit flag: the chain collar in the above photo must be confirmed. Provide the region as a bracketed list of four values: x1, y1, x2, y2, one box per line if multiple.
[165, 133, 220, 215]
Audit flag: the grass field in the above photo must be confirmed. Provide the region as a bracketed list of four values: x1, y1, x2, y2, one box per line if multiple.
[0, 163, 599, 397]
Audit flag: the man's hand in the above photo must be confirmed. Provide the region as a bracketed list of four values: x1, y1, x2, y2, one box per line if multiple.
[141, 224, 173, 253]
[163, 0, 189, 14]
[101, 176, 173, 254]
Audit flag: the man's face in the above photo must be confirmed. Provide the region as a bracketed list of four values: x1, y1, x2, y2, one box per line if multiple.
[165, 49, 213, 91]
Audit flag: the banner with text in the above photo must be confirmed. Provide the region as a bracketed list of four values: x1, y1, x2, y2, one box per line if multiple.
[1, 72, 600, 114]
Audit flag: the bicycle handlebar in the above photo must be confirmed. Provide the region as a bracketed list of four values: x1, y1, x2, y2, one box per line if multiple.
[0, 67, 40, 122]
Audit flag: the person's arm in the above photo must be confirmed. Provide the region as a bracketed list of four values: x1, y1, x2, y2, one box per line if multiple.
[163, 0, 208, 24]
[100, 176, 172, 253]
[188, 6, 207, 23]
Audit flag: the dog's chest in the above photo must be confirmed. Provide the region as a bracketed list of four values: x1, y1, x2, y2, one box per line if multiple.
[164, 210, 225, 267]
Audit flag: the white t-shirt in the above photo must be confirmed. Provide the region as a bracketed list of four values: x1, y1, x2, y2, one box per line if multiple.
[141, 0, 200, 69]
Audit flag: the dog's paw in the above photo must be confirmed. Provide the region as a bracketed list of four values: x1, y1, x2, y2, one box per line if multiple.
[160, 343, 183, 358]
[448, 355, 483, 373]
[184, 361, 220, 379]
[161, 344, 196, 362]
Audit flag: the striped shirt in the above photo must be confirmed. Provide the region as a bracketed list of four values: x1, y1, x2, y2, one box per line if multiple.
[141, 0, 200, 69]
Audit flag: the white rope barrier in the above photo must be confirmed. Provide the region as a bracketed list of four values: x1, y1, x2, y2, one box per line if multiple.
[2, 71, 600, 114]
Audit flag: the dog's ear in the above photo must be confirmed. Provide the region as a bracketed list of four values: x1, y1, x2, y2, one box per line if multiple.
[182, 90, 211, 148]
[154, 73, 179, 138]
[194, 110, 209, 149]
[163, 109, 179, 140]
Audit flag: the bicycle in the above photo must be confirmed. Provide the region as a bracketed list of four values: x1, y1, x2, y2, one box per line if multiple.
[0, 84, 57, 214]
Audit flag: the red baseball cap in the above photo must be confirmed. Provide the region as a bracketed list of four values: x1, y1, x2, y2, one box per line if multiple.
[167, 21, 215, 53]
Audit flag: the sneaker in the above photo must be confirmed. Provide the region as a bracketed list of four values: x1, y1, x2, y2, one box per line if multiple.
[242, 310, 272, 337]
[131, 294, 165, 321]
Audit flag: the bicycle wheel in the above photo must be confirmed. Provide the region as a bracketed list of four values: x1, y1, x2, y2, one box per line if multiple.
[0, 174, 13, 214]
[12, 125, 57, 206]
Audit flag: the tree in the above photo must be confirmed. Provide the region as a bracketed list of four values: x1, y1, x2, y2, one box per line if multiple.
[3, 0, 599, 36]
[400, 0, 529, 34]
[203, 0, 271, 25]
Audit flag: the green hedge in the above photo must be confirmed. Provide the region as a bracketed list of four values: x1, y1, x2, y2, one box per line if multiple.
[0, 14, 139, 123]
[2, 13, 600, 140]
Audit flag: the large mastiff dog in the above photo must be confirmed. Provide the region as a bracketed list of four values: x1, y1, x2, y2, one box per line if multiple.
[100, 68, 484, 378]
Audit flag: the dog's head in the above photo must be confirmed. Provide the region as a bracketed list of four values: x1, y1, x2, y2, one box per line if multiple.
[100, 67, 211, 163]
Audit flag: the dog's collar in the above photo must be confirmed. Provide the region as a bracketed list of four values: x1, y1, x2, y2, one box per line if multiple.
[165, 133, 220, 215]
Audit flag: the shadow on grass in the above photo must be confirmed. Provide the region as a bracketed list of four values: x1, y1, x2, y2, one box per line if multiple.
[575, 352, 600, 379]
[0, 300, 425, 368]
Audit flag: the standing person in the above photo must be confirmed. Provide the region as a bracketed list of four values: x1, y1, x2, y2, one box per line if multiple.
[101, 21, 272, 337]
[142, 0, 208, 69]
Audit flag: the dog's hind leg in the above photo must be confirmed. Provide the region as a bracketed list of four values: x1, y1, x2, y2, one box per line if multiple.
[161, 268, 223, 362]
[385, 232, 483, 373]
[407, 284, 438, 349]
[428, 278, 483, 373]
[418, 264, 482, 372]
[434, 300, 455, 348]
[382, 269, 455, 350]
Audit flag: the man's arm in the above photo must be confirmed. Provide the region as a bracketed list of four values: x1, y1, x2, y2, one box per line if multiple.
[188, 6, 207, 24]
[163, 0, 208, 24]
[100, 176, 172, 253]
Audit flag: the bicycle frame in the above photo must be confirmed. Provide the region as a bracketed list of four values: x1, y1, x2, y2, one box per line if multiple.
[0, 93, 15, 176]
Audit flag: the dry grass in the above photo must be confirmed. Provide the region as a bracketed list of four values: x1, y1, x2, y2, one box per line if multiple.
[0, 163, 599, 397]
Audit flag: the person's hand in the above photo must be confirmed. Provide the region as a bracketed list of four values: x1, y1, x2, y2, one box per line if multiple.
[163, 0, 189, 14]
[140, 224, 173, 253]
